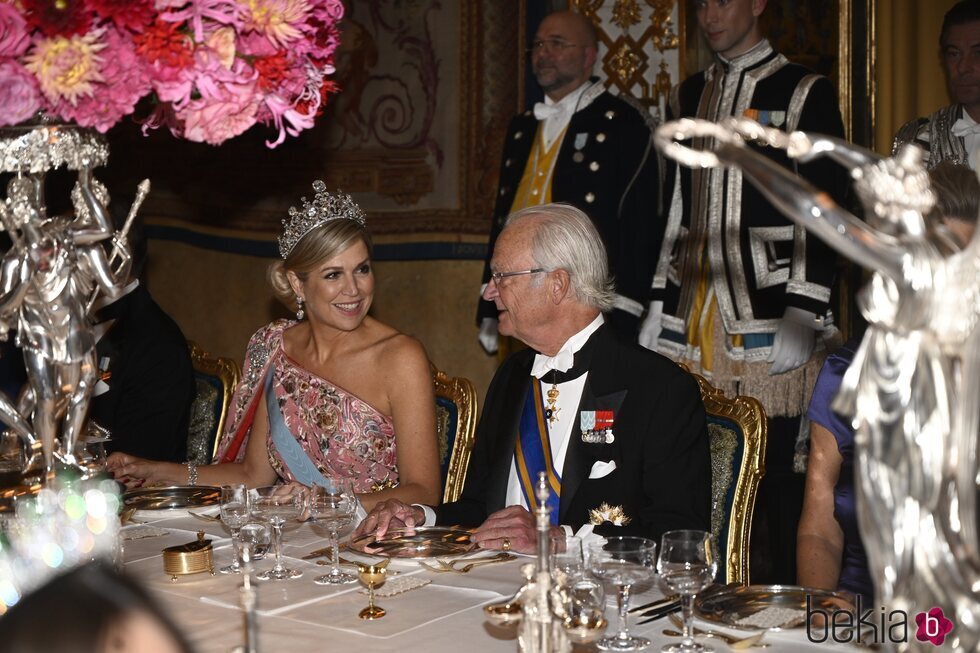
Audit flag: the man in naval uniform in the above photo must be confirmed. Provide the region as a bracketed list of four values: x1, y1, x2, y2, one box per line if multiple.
[893, 0, 980, 169]
[477, 10, 661, 354]
[640, 0, 848, 583]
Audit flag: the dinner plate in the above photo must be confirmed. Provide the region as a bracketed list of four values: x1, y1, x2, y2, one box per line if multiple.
[695, 584, 851, 631]
[347, 526, 476, 558]
[123, 485, 221, 512]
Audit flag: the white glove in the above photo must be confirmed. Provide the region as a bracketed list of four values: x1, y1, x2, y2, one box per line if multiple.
[638, 300, 663, 351]
[767, 314, 816, 375]
[478, 317, 499, 355]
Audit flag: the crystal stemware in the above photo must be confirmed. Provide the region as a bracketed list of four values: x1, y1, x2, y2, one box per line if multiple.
[250, 485, 305, 580]
[219, 484, 250, 574]
[357, 559, 389, 620]
[238, 522, 271, 570]
[587, 536, 658, 652]
[551, 533, 584, 582]
[657, 530, 718, 653]
[310, 479, 358, 585]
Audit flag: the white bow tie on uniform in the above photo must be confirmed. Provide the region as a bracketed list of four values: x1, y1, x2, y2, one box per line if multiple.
[951, 117, 980, 138]
[531, 349, 574, 379]
[533, 102, 566, 121]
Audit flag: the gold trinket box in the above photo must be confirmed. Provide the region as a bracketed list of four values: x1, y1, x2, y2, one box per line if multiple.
[163, 531, 215, 581]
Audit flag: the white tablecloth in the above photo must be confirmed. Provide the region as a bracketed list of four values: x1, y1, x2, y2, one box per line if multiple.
[123, 512, 862, 653]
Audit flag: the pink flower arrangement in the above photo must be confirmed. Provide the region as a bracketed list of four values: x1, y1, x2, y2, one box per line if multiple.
[0, 0, 343, 147]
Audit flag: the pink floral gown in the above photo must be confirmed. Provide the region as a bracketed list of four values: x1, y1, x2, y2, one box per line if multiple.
[213, 320, 398, 493]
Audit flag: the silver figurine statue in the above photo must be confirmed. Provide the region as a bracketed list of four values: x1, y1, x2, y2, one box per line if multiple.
[656, 116, 980, 651]
[0, 123, 147, 479]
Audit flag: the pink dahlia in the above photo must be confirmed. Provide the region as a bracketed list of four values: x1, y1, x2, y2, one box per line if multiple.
[0, 4, 31, 57]
[0, 60, 43, 127]
[24, 29, 106, 106]
[241, 0, 312, 49]
[57, 27, 151, 132]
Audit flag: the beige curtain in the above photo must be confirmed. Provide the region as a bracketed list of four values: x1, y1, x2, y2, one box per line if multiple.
[875, 0, 959, 154]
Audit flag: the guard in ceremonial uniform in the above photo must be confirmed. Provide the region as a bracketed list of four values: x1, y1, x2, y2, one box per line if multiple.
[640, 0, 848, 584]
[892, 1, 980, 169]
[477, 10, 661, 353]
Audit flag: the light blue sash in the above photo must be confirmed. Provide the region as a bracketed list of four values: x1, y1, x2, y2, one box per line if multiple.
[265, 369, 335, 490]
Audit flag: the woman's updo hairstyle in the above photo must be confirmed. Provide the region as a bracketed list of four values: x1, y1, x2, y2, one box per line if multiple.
[268, 183, 371, 312]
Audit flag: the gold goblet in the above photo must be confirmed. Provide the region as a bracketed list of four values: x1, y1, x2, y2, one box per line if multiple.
[356, 560, 389, 620]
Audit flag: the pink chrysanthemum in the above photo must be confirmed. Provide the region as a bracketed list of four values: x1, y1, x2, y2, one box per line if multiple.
[0, 60, 44, 126]
[57, 27, 151, 132]
[0, 4, 31, 57]
[24, 29, 105, 106]
[242, 0, 312, 48]
[180, 85, 261, 145]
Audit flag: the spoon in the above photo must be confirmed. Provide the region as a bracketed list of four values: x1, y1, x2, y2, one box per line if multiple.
[662, 628, 769, 649]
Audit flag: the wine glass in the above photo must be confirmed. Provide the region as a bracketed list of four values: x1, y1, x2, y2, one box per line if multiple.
[238, 522, 271, 570]
[250, 485, 305, 580]
[309, 479, 358, 585]
[219, 484, 250, 574]
[551, 533, 584, 582]
[587, 536, 658, 651]
[356, 560, 389, 620]
[657, 530, 718, 653]
[558, 574, 607, 645]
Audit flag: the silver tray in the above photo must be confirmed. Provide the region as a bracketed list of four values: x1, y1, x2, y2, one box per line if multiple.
[695, 584, 851, 631]
[348, 526, 476, 558]
[123, 486, 221, 511]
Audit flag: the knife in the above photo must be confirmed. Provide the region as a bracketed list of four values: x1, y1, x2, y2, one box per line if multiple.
[628, 594, 679, 614]
[636, 603, 682, 625]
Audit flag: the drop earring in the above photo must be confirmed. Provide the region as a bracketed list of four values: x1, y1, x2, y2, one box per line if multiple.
[296, 297, 305, 320]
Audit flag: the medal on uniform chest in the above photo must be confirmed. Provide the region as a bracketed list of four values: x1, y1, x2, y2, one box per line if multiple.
[544, 374, 561, 424]
[580, 410, 615, 444]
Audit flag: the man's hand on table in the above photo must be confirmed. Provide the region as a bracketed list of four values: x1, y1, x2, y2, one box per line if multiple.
[471, 505, 564, 554]
[355, 498, 425, 538]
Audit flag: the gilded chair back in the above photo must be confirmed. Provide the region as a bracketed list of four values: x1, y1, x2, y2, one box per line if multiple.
[186, 341, 241, 465]
[431, 364, 478, 503]
[685, 367, 767, 584]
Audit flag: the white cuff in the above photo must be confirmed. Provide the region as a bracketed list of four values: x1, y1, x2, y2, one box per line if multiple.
[415, 503, 437, 527]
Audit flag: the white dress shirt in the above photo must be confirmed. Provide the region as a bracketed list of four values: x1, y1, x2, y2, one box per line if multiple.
[533, 81, 592, 150]
[951, 111, 980, 169]
[418, 315, 605, 536]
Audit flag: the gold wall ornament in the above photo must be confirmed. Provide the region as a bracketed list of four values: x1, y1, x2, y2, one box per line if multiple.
[611, 0, 642, 30]
[572, 0, 680, 116]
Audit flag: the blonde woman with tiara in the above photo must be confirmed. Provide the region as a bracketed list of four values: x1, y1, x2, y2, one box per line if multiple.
[108, 182, 441, 514]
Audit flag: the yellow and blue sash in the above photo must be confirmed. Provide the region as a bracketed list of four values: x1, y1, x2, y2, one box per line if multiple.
[514, 380, 561, 524]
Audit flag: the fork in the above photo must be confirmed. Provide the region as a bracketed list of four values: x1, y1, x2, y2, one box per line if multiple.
[420, 553, 516, 573]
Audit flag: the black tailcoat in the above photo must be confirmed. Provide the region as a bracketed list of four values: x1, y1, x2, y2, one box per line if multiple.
[436, 325, 710, 541]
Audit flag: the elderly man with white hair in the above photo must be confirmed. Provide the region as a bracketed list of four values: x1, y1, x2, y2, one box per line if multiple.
[359, 203, 710, 553]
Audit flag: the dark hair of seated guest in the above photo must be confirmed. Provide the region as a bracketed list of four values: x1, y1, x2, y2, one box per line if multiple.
[0, 562, 194, 653]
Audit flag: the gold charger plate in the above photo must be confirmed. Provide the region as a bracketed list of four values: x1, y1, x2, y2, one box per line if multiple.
[695, 584, 851, 631]
[123, 486, 221, 511]
[348, 526, 475, 558]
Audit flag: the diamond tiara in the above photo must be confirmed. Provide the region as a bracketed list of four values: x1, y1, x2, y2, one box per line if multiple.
[278, 181, 367, 259]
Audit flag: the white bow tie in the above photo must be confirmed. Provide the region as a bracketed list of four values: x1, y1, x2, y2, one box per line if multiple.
[533, 102, 566, 121]
[951, 117, 980, 138]
[531, 349, 574, 379]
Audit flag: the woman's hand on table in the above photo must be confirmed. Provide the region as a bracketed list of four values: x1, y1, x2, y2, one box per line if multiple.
[471, 505, 564, 555]
[106, 452, 185, 489]
[354, 498, 425, 539]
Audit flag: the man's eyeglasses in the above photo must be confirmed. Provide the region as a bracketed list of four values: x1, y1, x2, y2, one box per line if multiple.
[527, 39, 582, 54]
[489, 268, 545, 284]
